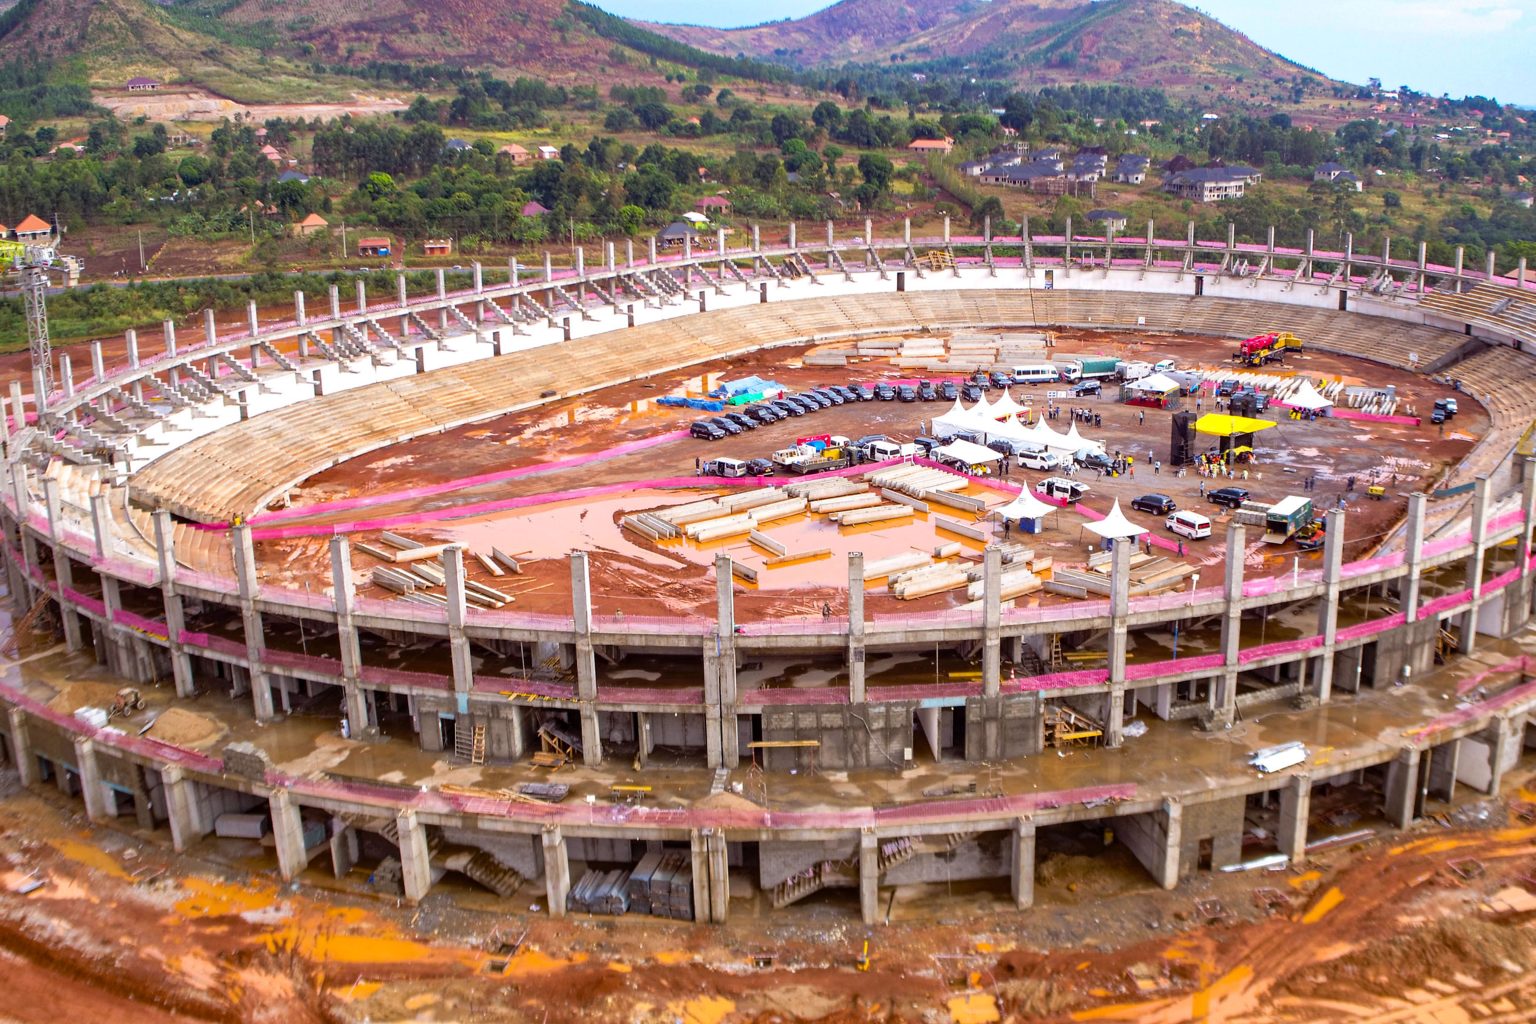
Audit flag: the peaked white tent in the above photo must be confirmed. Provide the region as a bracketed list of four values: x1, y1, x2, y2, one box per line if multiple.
[1083, 499, 1148, 542]
[987, 413, 1035, 443]
[1287, 379, 1333, 411]
[935, 438, 1002, 468]
[970, 393, 994, 419]
[989, 390, 1023, 419]
[1063, 421, 1106, 454]
[1124, 372, 1182, 395]
[993, 488, 1059, 533]
[932, 398, 982, 438]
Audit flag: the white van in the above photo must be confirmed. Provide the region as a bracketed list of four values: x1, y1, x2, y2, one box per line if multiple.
[1153, 359, 1176, 373]
[1012, 363, 1060, 384]
[1018, 449, 1060, 471]
[1166, 510, 1212, 540]
[865, 439, 916, 461]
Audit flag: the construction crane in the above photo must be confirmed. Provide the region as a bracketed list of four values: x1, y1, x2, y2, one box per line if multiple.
[1, 231, 76, 408]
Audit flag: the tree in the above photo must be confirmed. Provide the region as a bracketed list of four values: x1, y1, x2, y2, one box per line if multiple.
[617, 204, 647, 235]
[857, 153, 894, 194]
[632, 102, 673, 130]
[363, 171, 397, 199]
[971, 195, 1005, 230]
[625, 164, 676, 211]
[1382, 190, 1402, 209]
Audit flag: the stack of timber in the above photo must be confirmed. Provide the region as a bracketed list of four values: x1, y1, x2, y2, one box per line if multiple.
[889, 560, 970, 599]
[567, 869, 631, 915]
[830, 503, 914, 526]
[625, 850, 693, 920]
[1050, 550, 1199, 599]
[865, 464, 970, 497]
[369, 561, 514, 608]
[783, 478, 868, 500]
[864, 551, 932, 579]
[964, 567, 1043, 601]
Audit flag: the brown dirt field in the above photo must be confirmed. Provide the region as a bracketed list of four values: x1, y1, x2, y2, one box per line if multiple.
[254, 331, 1481, 624]
[1, 770, 1534, 1022]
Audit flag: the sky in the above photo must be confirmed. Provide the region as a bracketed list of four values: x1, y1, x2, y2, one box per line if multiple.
[593, 0, 1536, 107]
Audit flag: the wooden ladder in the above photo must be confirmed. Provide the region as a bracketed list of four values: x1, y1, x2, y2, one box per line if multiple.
[469, 723, 486, 766]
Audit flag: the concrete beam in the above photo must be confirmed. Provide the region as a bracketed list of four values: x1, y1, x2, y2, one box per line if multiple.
[152, 511, 196, 698]
[1312, 509, 1346, 702]
[232, 524, 276, 721]
[328, 536, 371, 737]
[1215, 521, 1246, 725]
[1383, 748, 1423, 828]
[982, 546, 1003, 697]
[691, 829, 711, 923]
[848, 552, 866, 704]
[1105, 540, 1131, 744]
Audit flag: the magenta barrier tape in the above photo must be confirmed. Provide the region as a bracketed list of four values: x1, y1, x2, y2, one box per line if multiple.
[1002, 667, 1108, 692]
[1414, 677, 1536, 737]
[1456, 655, 1530, 696]
[248, 429, 691, 525]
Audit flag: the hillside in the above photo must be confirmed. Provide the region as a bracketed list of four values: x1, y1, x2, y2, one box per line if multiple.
[647, 0, 1341, 97]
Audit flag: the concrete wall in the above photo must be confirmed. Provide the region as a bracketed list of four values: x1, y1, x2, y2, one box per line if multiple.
[762, 704, 911, 770]
[759, 836, 858, 889]
[1176, 795, 1245, 875]
[883, 834, 1010, 885]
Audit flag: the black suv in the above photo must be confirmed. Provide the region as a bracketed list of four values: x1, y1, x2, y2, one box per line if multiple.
[961, 383, 983, 401]
[897, 384, 918, 402]
[690, 420, 726, 440]
[970, 371, 993, 389]
[939, 380, 959, 400]
[917, 380, 938, 401]
[1073, 380, 1103, 397]
[989, 370, 1012, 389]
[874, 382, 897, 400]
[744, 458, 775, 476]
[1208, 486, 1250, 509]
[831, 385, 860, 403]
[1075, 450, 1114, 471]
[724, 412, 757, 431]
[795, 392, 827, 409]
[1131, 493, 1177, 515]
[853, 384, 877, 401]
[770, 399, 803, 417]
[745, 405, 778, 424]
[709, 416, 742, 436]
[813, 387, 843, 405]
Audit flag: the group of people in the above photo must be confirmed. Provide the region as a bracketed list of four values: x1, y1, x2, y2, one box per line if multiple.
[1070, 407, 1103, 427]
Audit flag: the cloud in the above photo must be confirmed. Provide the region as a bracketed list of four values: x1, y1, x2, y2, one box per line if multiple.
[1332, 0, 1524, 36]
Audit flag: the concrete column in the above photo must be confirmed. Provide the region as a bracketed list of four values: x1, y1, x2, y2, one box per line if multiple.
[41, 477, 83, 651]
[7, 708, 35, 786]
[708, 553, 739, 769]
[1277, 774, 1310, 864]
[1010, 817, 1036, 909]
[73, 737, 107, 822]
[1312, 509, 1346, 702]
[435, 267, 449, 332]
[1119, 799, 1182, 889]
[1215, 522, 1246, 724]
[441, 546, 474, 716]
[1486, 717, 1517, 795]
[569, 552, 602, 766]
[707, 827, 729, 923]
[982, 546, 1003, 697]
[232, 524, 276, 721]
[395, 809, 433, 903]
[124, 329, 140, 369]
[1464, 476, 1492, 653]
[848, 552, 866, 703]
[690, 829, 711, 923]
[1401, 494, 1427, 622]
[1105, 540, 1131, 745]
[858, 829, 879, 925]
[541, 826, 570, 917]
[329, 536, 371, 737]
[90, 340, 106, 383]
[1383, 747, 1423, 827]
[269, 789, 308, 880]
[152, 511, 196, 698]
[161, 766, 205, 852]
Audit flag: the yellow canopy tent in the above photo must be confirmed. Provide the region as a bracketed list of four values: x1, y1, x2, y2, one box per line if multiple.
[1193, 413, 1278, 437]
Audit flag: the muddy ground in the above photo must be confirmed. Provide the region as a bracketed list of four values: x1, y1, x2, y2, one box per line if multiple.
[254, 330, 1482, 623]
[1, 764, 1534, 1023]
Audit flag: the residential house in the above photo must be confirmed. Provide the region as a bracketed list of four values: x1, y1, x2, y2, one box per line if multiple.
[498, 143, 531, 163]
[423, 239, 452, 256]
[125, 77, 160, 92]
[1070, 152, 1108, 182]
[1334, 171, 1363, 192]
[0, 115, 9, 135]
[906, 137, 955, 155]
[357, 237, 392, 258]
[695, 196, 732, 215]
[293, 213, 329, 237]
[979, 161, 1094, 198]
[1313, 161, 1352, 182]
[277, 170, 310, 185]
[444, 138, 473, 153]
[1512, 192, 1534, 209]
[1085, 209, 1129, 234]
[1113, 154, 1150, 184]
[12, 214, 51, 242]
[535, 145, 561, 161]
[259, 144, 283, 165]
[657, 221, 699, 248]
[1163, 166, 1259, 202]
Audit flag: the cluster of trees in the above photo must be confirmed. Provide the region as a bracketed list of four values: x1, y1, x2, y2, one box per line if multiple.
[402, 75, 595, 130]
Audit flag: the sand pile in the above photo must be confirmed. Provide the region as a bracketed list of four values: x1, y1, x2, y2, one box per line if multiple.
[143, 707, 226, 748]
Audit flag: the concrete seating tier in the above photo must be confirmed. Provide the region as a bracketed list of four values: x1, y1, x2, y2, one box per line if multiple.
[126, 289, 1478, 524]
[1445, 346, 1536, 423]
[1422, 284, 1536, 348]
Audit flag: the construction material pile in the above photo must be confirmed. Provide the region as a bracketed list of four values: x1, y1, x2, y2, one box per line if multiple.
[622, 487, 807, 543]
[1049, 547, 1199, 599]
[359, 533, 516, 608]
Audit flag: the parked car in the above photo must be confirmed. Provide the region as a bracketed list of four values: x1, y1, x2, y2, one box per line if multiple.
[724, 412, 757, 431]
[1073, 380, 1103, 397]
[1131, 493, 1177, 515]
[771, 399, 804, 417]
[813, 387, 843, 406]
[1208, 486, 1250, 509]
[1074, 449, 1114, 472]
[690, 420, 726, 440]
[970, 371, 993, 389]
[912, 435, 942, 456]
[744, 458, 776, 476]
[874, 382, 897, 400]
[797, 391, 828, 409]
[832, 385, 860, 403]
[897, 384, 918, 402]
[709, 416, 742, 436]
[745, 405, 778, 424]
[961, 383, 983, 401]
[989, 370, 1012, 389]
[1036, 477, 1089, 502]
[917, 380, 938, 401]
[988, 438, 1034, 457]
[939, 381, 959, 400]
[853, 434, 889, 450]
[1430, 407, 1447, 425]
[853, 384, 877, 401]
[700, 457, 748, 477]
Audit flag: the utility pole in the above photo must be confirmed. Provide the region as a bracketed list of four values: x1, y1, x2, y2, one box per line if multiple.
[341, 221, 347, 262]
[137, 229, 145, 274]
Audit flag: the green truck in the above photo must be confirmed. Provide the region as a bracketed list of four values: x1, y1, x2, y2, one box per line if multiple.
[1264, 495, 1314, 544]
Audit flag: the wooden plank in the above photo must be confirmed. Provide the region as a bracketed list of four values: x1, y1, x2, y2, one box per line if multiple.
[747, 740, 822, 749]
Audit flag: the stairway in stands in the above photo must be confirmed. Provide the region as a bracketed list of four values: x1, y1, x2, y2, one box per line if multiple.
[769, 837, 918, 908]
[445, 848, 525, 898]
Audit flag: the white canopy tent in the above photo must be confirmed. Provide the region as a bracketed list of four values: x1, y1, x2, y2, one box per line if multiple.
[1124, 372, 1182, 395]
[681, 211, 711, 224]
[935, 438, 1003, 468]
[989, 390, 1023, 419]
[987, 414, 1036, 443]
[993, 488, 1059, 533]
[931, 398, 984, 438]
[1063, 421, 1106, 454]
[1287, 380, 1333, 411]
[971, 392, 994, 419]
[1082, 499, 1149, 545]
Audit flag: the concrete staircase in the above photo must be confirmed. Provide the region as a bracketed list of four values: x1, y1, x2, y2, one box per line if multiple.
[443, 848, 525, 898]
[769, 837, 916, 909]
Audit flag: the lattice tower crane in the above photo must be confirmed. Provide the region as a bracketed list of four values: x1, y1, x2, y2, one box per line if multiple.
[1, 233, 66, 406]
